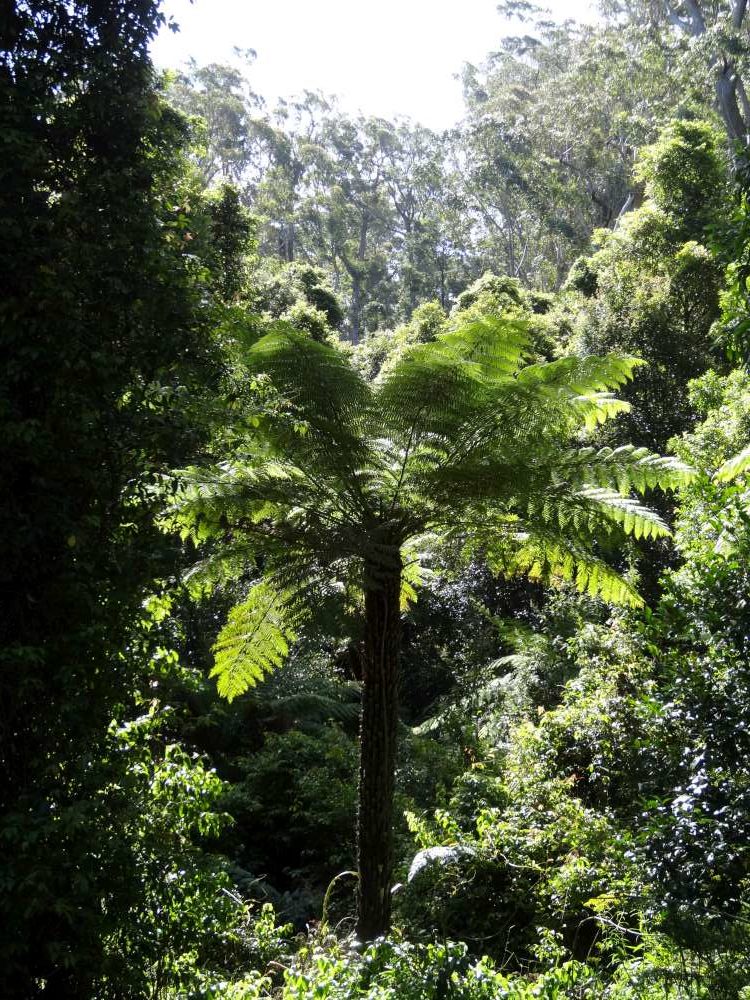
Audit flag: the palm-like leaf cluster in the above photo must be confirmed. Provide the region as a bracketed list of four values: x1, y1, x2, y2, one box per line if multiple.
[164, 316, 694, 699]
[715, 443, 750, 483]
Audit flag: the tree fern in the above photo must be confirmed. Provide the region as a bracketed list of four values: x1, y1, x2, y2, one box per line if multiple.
[163, 310, 695, 939]
[165, 313, 697, 668]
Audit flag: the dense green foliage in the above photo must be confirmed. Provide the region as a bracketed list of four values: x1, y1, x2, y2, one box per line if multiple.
[8, 0, 750, 996]
[1, 3, 224, 994]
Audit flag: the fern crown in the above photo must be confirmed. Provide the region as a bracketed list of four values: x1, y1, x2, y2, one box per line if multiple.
[164, 316, 694, 699]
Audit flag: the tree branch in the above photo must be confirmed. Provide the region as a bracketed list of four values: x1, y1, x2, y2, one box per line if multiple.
[682, 0, 706, 34]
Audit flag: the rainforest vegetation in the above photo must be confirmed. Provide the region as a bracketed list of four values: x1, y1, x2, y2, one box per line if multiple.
[8, 0, 750, 996]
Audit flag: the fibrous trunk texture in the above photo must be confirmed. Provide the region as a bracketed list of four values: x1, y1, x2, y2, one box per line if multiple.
[356, 564, 401, 941]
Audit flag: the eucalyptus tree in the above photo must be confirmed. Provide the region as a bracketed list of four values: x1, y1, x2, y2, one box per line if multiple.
[299, 114, 400, 342]
[461, 11, 681, 286]
[165, 316, 693, 940]
[379, 122, 464, 314]
[167, 55, 265, 189]
[166, 61, 471, 331]
[611, 0, 750, 143]
[252, 91, 335, 262]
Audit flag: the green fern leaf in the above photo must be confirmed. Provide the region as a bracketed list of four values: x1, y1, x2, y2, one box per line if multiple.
[576, 487, 672, 540]
[211, 582, 301, 701]
[715, 444, 750, 483]
[438, 316, 531, 378]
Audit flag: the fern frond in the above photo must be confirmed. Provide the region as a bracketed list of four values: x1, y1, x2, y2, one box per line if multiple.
[400, 540, 435, 610]
[575, 487, 671, 540]
[425, 457, 537, 505]
[571, 392, 632, 430]
[211, 581, 302, 701]
[246, 325, 377, 470]
[262, 690, 361, 725]
[375, 317, 531, 448]
[166, 459, 370, 553]
[182, 542, 258, 598]
[715, 444, 750, 483]
[517, 353, 644, 393]
[375, 348, 483, 445]
[559, 445, 696, 493]
[491, 619, 539, 653]
[438, 316, 531, 379]
[504, 529, 643, 606]
[248, 324, 371, 421]
[456, 512, 642, 606]
[165, 460, 305, 530]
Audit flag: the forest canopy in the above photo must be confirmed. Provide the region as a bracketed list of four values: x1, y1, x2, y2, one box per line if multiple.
[5, 1, 750, 997]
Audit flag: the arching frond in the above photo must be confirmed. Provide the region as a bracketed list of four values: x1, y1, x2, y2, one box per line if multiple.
[424, 456, 538, 505]
[163, 460, 306, 537]
[374, 318, 531, 447]
[211, 580, 303, 701]
[516, 353, 644, 394]
[715, 443, 750, 483]
[438, 316, 531, 379]
[519, 483, 671, 541]
[399, 539, 435, 610]
[500, 528, 644, 607]
[182, 542, 259, 598]
[163, 457, 368, 553]
[574, 487, 671, 540]
[261, 689, 361, 726]
[375, 346, 484, 445]
[559, 445, 696, 493]
[570, 392, 632, 430]
[245, 324, 377, 470]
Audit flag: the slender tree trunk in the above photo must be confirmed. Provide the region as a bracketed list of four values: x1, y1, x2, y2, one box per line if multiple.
[507, 227, 515, 278]
[351, 275, 362, 345]
[356, 560, 401, 941]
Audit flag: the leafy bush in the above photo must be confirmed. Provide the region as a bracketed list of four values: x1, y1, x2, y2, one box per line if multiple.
[224, 723, 359, 920]
[282, 937, 598, 999]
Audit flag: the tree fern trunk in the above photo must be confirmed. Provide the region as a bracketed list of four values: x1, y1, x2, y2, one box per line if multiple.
[356, 562, 401, 941]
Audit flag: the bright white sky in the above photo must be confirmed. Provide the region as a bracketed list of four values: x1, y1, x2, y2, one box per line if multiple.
[152, 0, 599, 130]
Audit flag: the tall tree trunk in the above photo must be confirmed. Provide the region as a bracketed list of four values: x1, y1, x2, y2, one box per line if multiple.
[350, 275, 362, 345]
[356, 561, 401, 941]
[716, 60, 748, 144]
